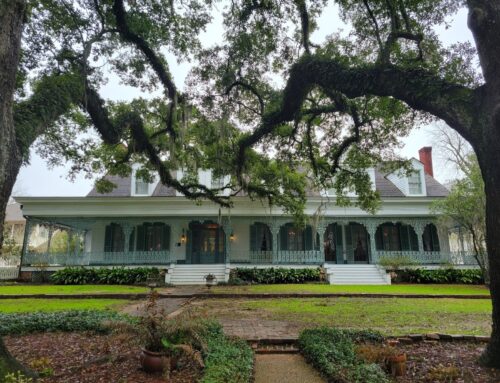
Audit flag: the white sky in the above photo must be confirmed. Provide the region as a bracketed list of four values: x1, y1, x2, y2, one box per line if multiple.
[13, 6, 474, 197]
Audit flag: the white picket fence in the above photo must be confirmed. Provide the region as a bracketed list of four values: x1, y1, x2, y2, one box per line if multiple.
[0, 258, 20, 280]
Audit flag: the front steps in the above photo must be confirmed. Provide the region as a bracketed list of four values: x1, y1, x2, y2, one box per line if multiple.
[325, 264, 391, 285]
[167, 264, 228, 285]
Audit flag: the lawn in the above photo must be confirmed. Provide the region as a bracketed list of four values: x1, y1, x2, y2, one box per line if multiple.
[0, 298, 130, 313]
[0, 284, 150, 295]
[213, 283, 490, 296]
[191, 297, 492, 335]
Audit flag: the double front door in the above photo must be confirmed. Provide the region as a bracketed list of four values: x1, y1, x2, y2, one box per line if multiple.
[187, 222, 225, 264]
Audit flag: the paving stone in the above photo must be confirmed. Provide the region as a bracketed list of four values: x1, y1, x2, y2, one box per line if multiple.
[397, 337, 414, 344]
[426, 333, 440, 340]
[254, 354, 325, 383]
[408, 334, 424, 341]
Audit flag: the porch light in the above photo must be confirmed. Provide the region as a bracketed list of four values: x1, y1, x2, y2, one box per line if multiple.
[230, 231, 235, 241]
[180, 229, 186, 243]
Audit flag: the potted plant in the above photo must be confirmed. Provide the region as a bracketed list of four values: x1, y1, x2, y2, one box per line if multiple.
[205, 273, 217, 289]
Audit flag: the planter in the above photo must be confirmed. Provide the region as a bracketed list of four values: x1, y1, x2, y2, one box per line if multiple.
[387, 353, 407, 377]
[140, 348, 168, 373]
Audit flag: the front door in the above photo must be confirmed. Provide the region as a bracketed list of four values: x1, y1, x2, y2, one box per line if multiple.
[187, 222, 225, 264]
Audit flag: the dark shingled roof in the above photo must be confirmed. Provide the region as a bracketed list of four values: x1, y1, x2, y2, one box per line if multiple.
[87, 170, 449, 198]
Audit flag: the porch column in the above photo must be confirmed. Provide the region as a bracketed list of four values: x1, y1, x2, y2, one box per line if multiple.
[366, 221, 378, 264]
[123, 223, 133, 254]
[222, 219, 232, 264]
[270, 222, 280, 264]
[20, 218, 32, 266]
[341, 224, 347, 264]
[46, 226, 54, 255]
[315, 222, 327, 263]
[413, 221, 425, 252]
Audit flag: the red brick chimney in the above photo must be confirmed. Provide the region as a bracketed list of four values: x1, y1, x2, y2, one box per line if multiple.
[418, 146, 433, 177]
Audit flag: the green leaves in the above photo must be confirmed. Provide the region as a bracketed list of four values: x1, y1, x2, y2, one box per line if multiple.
[50, 267, 160, 285]
[230, 267, 322, 284]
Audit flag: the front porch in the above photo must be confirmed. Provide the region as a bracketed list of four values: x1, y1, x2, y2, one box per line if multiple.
[20, 216, 478, 268]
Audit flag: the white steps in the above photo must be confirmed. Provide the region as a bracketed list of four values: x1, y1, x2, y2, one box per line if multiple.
[167, 264, 227, 285]
[325, 264, 391, 285]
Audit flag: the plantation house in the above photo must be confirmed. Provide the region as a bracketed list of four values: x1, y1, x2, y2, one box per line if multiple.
[15, 147, 476, 285]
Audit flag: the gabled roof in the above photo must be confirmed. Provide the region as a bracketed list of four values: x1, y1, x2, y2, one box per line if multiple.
[86, 168, 449, 199]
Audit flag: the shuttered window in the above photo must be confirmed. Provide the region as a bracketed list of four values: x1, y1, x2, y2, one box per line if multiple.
[279, 224, 318, 251]
[423, 224, 440, 251]
[135, 223, 170, 251]
[104, 223, 125, 252]
[250, 223, 272, 251]
[375, 223, 418, 251]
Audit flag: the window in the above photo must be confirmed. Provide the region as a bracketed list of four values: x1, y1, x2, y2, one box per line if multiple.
[423, 224, 440, 251]
[250, 223, 272, 251]
[135, 177, 149, 195]
[408, 171, 422, 194]
[135, 223, 170, 251]
[375, 223, 418, 251]
[279, 224, 319, 251]
[104, 223, 125, 252]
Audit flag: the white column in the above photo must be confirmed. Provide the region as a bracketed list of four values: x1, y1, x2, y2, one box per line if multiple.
[271, 222, 280, 264]
[222, 219, 232, 264]
[341, 224, 347, 264]
[366, 221, 378, 264]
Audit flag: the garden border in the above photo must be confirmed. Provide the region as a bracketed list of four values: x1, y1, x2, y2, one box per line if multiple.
[0, 292, 491, 299]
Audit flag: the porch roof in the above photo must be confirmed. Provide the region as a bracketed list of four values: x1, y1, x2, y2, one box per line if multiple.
[15, 195, 442, 219]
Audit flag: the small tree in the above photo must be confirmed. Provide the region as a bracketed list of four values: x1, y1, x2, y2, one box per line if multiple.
[431, 127, 487, 283]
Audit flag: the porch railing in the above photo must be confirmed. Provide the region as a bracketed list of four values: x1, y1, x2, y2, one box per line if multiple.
[374, 251, 478, 266]
[233, 250, 323, 265]
[22, 250, 171, 267]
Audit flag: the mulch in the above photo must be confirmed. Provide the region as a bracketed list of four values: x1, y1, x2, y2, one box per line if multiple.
[4, 332, 202, 383]
[395, 341, 500, 382]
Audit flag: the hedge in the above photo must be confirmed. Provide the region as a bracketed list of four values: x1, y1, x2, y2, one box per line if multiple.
[298, 328, 388, 383]
[50, 267, 161, 285]
[199, 322, 253, 383]
[0, 310, 131, 336]
[229, 267, 322, 284]
[394, 268, 484, 284]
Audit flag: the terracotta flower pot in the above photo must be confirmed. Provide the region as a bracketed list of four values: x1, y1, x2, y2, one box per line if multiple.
[388, 353, 407, 377]
[140, 348, 168, 373]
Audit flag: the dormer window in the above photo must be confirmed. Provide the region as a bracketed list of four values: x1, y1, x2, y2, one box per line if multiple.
[135, 177, 149, 195]
[408, 171, 423, 195]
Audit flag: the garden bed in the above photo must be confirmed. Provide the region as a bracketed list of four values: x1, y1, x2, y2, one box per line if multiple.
[396, 341, 500, 382]
[4, 332, 201, 382]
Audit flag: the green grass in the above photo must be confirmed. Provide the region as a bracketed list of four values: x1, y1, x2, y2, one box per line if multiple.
[214, 283, 490, 295]
[0, 284, 149, 295]
[0, 298, 130, 313]
[240, 297, 492, 335]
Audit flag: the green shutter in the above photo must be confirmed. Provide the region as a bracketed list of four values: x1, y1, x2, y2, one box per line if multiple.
[129, 228, 135, 251]
[431, 225, 440, 251]
[163, 225, 170, 250]
[136, 224, 146, 251]
[335, 224, 343, 248]
[400, 225, 410, 251]
[375, 227, 383, 250]
[104, 225, 113, 252]
[280, 226, 288, 251]
[304, 226, 313, 250]
[250, 224, 257, 251]
[409, 227, 418, 251]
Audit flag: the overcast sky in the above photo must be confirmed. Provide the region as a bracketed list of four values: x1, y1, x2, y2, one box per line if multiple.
[13, 5, 474, 197]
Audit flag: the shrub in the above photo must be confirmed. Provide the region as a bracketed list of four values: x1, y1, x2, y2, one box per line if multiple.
[395, 268, 484, 284]
[50, 267, 161, 285]
[200, 322, 253, 383]
[378, 255, 416, 270]
[230, 267, 321, 284]
[298, 328, 388, 383]
[0, 310, 132, 335]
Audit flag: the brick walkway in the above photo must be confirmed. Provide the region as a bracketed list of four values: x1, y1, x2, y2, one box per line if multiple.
[220, 318, 302, 341]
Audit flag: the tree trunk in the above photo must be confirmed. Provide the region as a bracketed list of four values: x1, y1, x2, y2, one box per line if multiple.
[478, 143, 500, 367]
[0, 1, 35, 380]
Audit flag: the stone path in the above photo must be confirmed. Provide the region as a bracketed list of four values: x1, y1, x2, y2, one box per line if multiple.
[254, 354, 325, 383]
[220, 318, 301, 341]
[121, 298, 190, 317]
